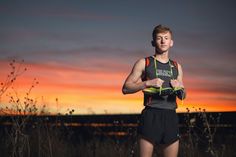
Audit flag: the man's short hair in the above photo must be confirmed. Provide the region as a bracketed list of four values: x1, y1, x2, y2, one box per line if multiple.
[152, 25, 173, 40]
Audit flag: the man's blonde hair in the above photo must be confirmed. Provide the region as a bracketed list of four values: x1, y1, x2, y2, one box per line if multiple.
[152, 25, 173, 40]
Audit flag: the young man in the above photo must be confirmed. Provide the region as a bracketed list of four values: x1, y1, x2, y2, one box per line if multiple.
[122, 25, 186, 157]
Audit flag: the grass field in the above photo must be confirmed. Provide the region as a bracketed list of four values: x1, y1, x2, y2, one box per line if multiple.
[0, 112, 236, 157]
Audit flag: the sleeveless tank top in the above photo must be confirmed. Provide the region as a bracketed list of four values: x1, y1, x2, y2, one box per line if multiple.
[142, 56, 179, 110]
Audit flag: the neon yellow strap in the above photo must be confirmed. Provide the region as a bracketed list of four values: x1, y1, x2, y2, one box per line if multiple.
[153, 56, 174, 95]
[143, 87, 173, 94]
[153, 56, 173, 79]
[173, 87, 184, 92]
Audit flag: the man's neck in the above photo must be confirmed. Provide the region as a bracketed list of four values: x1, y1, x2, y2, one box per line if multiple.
[154, 51, 169, 63]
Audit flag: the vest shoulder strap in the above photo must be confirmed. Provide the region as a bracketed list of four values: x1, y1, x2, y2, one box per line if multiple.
[169, 59, 179, 74]
[145, 56, 152, 67]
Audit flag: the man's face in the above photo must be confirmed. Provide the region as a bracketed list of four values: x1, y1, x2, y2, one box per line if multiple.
[154, 31, 173, 53]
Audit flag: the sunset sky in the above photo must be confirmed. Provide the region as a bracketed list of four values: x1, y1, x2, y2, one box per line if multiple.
[1, 0, 236, 114]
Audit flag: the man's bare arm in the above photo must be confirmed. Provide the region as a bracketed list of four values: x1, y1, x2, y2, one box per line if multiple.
[122, 58, 164, 94]
[122, 59, 146, 94]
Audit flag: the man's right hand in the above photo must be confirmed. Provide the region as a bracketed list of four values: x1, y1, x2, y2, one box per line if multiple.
[145, 78, 164, 88]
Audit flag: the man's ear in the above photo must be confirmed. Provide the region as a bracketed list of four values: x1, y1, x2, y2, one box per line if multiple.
[170, 40, 174, 47]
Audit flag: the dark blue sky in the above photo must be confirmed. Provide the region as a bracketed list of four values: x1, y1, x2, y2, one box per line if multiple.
[1, 0, 236, 113]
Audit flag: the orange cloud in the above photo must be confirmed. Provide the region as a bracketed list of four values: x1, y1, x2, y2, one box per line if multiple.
[1, 60, 236, 115]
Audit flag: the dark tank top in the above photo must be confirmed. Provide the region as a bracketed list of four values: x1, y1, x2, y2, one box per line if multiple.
[142, 56, 179, 110]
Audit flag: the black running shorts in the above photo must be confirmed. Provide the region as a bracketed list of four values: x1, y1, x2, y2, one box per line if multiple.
[138, 106, 179, 145]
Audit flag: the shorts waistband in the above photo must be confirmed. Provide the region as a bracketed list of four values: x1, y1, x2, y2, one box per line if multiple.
[144, 106, 175, 112]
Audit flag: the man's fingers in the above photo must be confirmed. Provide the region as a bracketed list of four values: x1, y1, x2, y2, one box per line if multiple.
[157, 78, 164, 83]
[171, 79, 184, 88]
[146, 78, 164, 88]
[157, 78, 164, 87]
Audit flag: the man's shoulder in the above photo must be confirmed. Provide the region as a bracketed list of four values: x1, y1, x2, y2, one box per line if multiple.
[134, 56, 155, 67]
[170, 59, 182, 66]
[132, 58, 146, 71]
[137, 56, 153, 64]
[169, 59, 178, 64]
[135, 58, 146, 65]
[169, 59, 183, 72]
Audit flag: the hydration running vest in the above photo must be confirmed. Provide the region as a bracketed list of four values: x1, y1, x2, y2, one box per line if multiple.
[142, 56, 179, 110]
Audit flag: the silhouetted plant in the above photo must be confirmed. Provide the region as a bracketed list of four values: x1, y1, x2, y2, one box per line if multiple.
[0, 60, 27, 98]
[181, 107, 223, 157]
